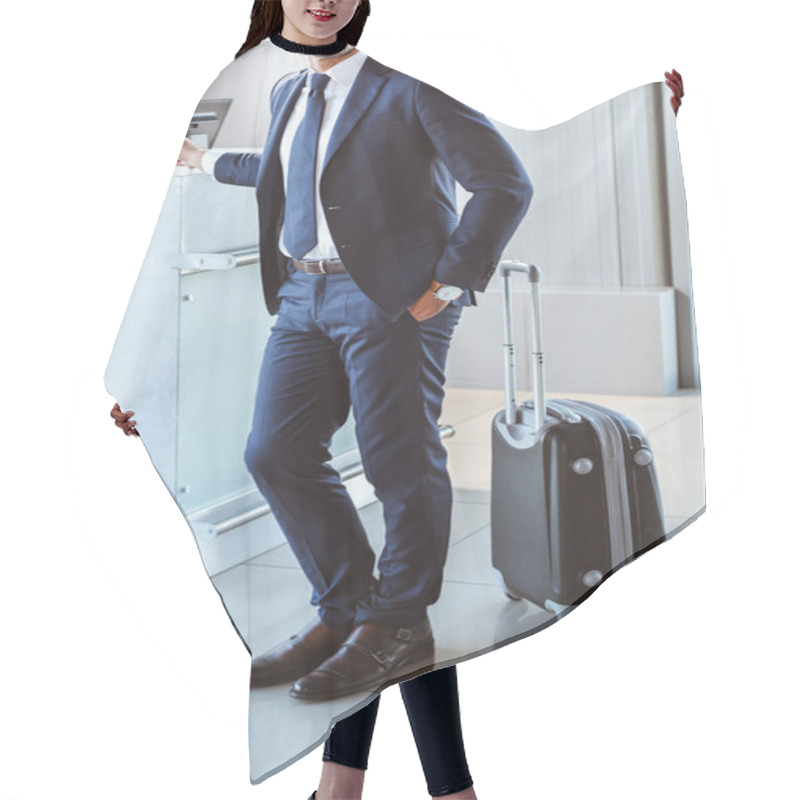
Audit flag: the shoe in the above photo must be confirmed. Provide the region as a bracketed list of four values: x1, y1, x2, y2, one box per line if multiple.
[289, 618, 435, 701]
[250, 618, 352, 689]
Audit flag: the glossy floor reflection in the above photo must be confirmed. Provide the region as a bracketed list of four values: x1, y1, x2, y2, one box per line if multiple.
[210, 388, 704, 782]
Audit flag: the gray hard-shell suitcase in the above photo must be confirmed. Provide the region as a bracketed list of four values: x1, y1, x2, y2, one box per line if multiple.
[490, 261, 666, 614]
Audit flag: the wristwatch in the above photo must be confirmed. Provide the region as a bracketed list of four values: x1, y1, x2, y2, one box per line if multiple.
[431, 282, 464, 302]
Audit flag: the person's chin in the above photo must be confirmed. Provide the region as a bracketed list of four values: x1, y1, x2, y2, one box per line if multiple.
[300, 17, 342, 40]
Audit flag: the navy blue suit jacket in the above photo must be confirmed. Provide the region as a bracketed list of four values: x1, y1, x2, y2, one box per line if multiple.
[214, 54, 534, 321]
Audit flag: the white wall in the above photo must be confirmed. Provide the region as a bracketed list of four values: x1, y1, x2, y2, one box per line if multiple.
[450, 83, 697, 393]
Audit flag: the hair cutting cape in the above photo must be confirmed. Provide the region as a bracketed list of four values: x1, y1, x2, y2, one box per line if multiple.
[104, 38, 704, 783]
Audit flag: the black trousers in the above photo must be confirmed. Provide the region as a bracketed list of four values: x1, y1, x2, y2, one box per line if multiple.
[323, 665, 473, 797]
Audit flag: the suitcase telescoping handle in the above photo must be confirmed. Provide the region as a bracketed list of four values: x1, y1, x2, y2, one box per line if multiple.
[498, 260, 546, 432]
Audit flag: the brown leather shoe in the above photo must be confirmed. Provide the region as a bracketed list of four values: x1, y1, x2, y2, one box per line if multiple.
[250, 618, 352, 689]
[289, 618, 435, 701]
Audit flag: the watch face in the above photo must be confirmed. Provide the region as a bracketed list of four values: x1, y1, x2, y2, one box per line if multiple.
[436, 285, 463, 301]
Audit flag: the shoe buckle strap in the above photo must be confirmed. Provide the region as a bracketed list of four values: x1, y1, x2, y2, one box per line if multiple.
[371, 649, 391, 666]
[345, 641, 392, 667]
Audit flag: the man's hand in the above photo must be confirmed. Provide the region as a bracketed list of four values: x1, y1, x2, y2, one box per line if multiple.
[407, 281, 450, 321]
[177, 138, 206, 169]
[111, 403, 139, 437]
[665, 69, 684, 116]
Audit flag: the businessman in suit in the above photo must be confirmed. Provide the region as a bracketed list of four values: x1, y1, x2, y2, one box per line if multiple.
[183, 46, 532, 702]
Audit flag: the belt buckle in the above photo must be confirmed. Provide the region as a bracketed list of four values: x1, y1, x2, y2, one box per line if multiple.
[317, 259, 328, 275]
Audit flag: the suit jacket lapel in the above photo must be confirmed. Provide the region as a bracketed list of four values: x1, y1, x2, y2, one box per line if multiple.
[322, 57, 389, 174]
[259, 71, 307, 185]
[262, 57, 390, 184]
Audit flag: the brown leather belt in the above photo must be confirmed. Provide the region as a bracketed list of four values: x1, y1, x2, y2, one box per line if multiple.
[290, 257, 347, 275]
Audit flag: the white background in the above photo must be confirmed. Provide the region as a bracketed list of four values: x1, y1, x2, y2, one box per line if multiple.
[2, 1, 797, 798]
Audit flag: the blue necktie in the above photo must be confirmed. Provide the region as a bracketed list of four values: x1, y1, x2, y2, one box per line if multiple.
[284, 71, 331, 260]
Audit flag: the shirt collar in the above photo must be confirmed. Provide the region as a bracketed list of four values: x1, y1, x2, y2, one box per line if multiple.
[305, 49, 367, 89]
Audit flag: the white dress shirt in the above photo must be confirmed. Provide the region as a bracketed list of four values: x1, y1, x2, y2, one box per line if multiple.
[202, 49, 368, 261]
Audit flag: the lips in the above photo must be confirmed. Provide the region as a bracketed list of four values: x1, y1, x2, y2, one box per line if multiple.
[308, 9, 335, 21]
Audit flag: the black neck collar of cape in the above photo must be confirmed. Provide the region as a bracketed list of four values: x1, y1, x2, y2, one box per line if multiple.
[269, 32, 350, 55]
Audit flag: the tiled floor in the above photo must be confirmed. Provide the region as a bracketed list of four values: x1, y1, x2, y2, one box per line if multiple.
[209, 387, 704, 782]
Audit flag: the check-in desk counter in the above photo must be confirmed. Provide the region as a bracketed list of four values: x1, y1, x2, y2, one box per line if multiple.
[114, 166, 367, 575]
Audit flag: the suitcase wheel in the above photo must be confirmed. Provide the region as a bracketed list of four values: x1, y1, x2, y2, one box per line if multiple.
[493, 568, 524, 601]
[544, 598, 571, 616]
